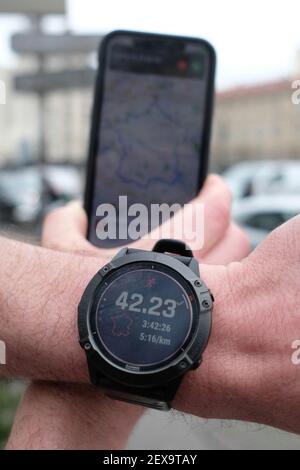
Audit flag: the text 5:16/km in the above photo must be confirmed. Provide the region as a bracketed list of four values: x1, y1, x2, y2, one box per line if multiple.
[116, 291, 177, 318]
[139, 333, 171, 346]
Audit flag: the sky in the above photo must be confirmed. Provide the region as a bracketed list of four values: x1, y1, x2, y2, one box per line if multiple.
[0, 0, 300, 89]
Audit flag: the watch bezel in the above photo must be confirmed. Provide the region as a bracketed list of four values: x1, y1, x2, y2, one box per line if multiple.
[78, 250, 213, 389]
[91, 262, 197, 372]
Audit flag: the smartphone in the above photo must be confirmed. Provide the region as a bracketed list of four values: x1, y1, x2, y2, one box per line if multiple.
[85, 30, 216, 248]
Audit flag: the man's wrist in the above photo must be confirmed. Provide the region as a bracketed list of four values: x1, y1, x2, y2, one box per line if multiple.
[174, 263, 252, 421]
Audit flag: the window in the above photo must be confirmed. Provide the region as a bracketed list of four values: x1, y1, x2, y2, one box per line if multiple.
[245, 212, 286, 232]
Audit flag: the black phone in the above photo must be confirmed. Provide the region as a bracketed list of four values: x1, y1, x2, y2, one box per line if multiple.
[85, 30, 216, 248]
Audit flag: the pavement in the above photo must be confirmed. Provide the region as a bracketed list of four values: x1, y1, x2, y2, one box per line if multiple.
[128, 411, 300, 450]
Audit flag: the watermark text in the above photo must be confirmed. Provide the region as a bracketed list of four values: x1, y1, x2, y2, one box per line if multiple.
[95, 197, 205, 250]
[0, 80, 6, 105]
[291, 80, 300, 105]
[291, 340, 300, 365]
[0, 340, 6, 365]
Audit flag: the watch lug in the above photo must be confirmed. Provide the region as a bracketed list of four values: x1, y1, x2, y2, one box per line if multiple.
[86, 355, 101, 385]
[188, 258, 200, 276]
[111, 247, 129, 262]
[88, 367, 98, 386]
[191, 356, 202, 370]
[164, 376, 184, 403]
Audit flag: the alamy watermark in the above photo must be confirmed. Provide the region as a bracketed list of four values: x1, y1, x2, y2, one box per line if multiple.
[0, 80, 6, 105]
[291, 80, 300, 105]
[95, 197, 205, 249]
[291, 340, 300, 366]
[0, 340, 6, 365]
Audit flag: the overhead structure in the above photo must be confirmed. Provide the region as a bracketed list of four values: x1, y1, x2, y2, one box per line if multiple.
[12, 32, 101, 55]
[1, 0, 99, 169]
[0, 0, 66, 15]
[15, 68, 97, 93]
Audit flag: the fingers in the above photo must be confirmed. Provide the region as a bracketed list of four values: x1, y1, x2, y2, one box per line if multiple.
[199, 174, 233, 256]
[136, 174, 232, 259]
[42, 201, 99, 255]
[42, 175, 237, 266]
[202, 222, 250, 265]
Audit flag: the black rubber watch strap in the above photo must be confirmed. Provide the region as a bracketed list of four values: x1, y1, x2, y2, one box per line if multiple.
[153, 239, 193, 257]
[95, 374, 183, 411]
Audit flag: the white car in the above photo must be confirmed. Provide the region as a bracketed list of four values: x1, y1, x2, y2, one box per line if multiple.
[0, 165, 83, 225]
[223, 160, 300, 200]
[233, 195, 300, 249]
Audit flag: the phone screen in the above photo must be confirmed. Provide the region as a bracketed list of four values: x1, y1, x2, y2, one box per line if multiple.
[86, 32, 215, 247]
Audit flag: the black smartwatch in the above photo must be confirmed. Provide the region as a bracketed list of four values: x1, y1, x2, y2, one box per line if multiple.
[78, 239, 213, 411]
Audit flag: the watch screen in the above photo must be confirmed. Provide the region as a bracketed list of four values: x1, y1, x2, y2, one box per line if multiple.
[96, 266, 193, 369]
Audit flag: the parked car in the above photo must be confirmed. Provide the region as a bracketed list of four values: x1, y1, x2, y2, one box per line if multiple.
[0, 168, 42, 224]
[233, 195, 300, 248]
[223, 160, 300, 200]
[0, 165, 83, 226]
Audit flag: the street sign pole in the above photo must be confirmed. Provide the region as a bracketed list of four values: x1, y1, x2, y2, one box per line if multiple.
[2, 0, 100, 179]
[1, 0, 67, 169]
[29, 15, 48, 210]
[0, 0, 86, 214]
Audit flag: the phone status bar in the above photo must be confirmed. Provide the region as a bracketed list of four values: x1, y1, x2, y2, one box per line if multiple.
[109, 44, 205, 80]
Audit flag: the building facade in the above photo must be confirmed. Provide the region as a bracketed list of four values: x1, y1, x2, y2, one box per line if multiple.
[0, 67, 39, 165]
[211, 79, 300, 170]
[0, 65, 300, 169]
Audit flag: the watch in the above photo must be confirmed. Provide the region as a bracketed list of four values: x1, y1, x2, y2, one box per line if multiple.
[78, 239, 214, 411]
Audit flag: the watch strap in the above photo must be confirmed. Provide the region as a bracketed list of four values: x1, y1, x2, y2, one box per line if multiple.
[93, 373, 183, 411]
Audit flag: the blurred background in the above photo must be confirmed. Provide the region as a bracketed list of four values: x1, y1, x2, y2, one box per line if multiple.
[0, 0, 300, 450]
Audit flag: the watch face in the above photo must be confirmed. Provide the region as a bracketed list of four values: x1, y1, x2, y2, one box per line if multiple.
[93, 263, 196, 372]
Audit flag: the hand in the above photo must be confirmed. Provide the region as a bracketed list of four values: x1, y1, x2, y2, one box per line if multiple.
[2, 175, 250, 384]
[5, 175, 249, 450]
[4, 182, 300, 443]
[42, 175, 249, 264]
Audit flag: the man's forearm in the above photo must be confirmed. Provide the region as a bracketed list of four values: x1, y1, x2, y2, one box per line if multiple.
[6, 382, 142, 450]
[2, 235, 298, 435]
[0, 236, 245, 421]
[0, 236, 101, 382]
